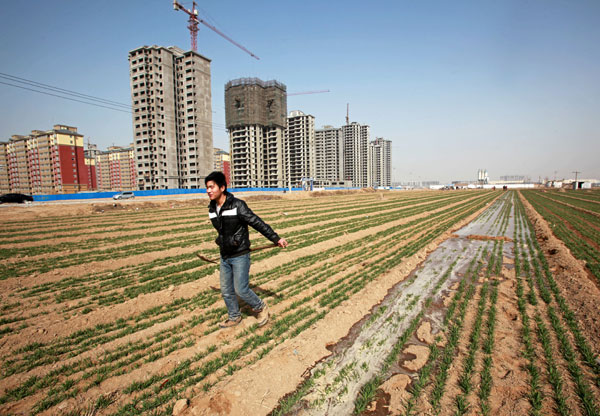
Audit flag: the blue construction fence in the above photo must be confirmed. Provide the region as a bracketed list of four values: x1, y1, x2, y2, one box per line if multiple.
[32, 186, 360, 202]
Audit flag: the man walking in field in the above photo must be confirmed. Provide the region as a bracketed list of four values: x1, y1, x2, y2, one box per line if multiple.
[205, 171, 288, 328]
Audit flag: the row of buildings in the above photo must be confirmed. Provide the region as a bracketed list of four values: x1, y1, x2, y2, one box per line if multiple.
[225, 78, 391, 189]
[0, 44, 390, 194]
[0, 125, 138, 194]
[0, 125, 94, 194]
[128, 45, 391, 190]
[0, 125, 230, 194]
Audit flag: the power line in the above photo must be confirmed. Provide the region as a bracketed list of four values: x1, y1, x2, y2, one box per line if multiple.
[0, 73, 228, 131]
[0, 72, 131, 108]
[0, 80, 133, 114]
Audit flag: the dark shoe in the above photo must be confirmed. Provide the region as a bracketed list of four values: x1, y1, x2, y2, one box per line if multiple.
[255, 303, 269, 327]
[219, 316, 241, 329]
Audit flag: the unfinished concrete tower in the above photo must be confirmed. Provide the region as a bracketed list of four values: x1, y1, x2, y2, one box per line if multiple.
[129, 45, 213, 190]
[225, 78, 287, 188]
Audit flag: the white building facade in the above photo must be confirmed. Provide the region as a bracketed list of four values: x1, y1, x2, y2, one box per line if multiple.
[314, 126, 345, 187]
[285, 111, 315, 188]
[342, 122, 370, 188]
[368, 137, 392, 187]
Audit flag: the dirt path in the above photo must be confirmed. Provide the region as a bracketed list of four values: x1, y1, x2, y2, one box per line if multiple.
[488, 270, 530, 415]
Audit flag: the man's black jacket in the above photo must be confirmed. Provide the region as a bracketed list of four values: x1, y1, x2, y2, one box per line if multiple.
[208, 191, 280, 259]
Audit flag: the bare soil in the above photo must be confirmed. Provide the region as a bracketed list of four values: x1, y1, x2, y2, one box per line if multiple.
[1, 190, 598, 416]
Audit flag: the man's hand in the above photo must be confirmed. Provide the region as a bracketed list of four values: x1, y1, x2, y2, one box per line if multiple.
[277, 238, 288, 248]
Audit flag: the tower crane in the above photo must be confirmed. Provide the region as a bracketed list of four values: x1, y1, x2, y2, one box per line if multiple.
[173, 1, 259, 60]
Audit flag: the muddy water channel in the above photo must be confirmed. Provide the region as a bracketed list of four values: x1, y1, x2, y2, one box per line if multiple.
[282, 192, 516, 415]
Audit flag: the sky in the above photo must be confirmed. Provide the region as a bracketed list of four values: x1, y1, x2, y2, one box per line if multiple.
[1, 0, 598, 184]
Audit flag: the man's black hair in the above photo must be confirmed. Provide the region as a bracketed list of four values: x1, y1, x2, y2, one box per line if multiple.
[205, 171, 227, 190]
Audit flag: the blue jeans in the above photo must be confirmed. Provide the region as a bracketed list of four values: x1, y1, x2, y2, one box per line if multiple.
[220, 253, 264, 319]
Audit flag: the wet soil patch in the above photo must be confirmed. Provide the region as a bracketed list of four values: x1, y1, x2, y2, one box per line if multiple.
[324, 253, 432, 355]
[362, 390, 392, 416]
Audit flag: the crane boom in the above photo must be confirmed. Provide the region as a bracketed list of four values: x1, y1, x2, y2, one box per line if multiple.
[287, 89, 330, 96]
[197, 18, 260, 60]
[173, 0, 259, 60]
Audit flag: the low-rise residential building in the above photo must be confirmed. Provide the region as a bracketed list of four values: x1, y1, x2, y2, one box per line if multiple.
[0, 125, 91, 194]
[95, 146, 137, 191]
[0, 144, 9, 193]
[85, 157, 97, 191]
[214, 148, 231, 185]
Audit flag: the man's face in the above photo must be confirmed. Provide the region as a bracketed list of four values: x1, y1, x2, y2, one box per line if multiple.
[206, 180, 225, 201]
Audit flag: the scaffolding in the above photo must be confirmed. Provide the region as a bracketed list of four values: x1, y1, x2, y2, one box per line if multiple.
[225, 78, 287, 129]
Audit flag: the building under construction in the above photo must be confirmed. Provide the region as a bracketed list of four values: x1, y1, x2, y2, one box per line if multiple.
[129, 45, 213, 190]
[225, 78, 287, 188]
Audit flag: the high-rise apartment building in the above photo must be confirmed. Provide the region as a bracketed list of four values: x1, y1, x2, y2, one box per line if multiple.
[0, 125, 90, 194]
[213, 148, 231, 185]
[342, 122, 370, 188]
[314, 125, 344, 187]
[225, 78, 287, 188]
[369, 137, 392, 187]
[129, 45, 213, 190]
[95, 146, 137, 191]
[285, 111, 315, 188]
